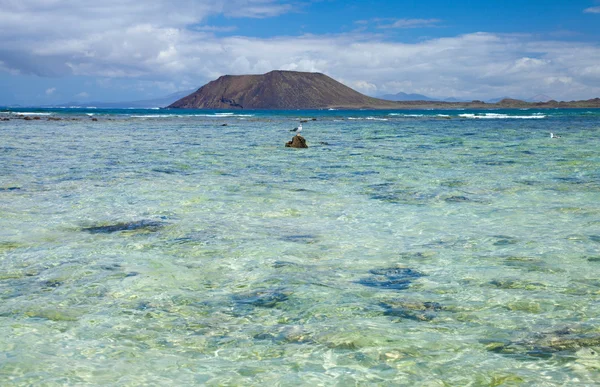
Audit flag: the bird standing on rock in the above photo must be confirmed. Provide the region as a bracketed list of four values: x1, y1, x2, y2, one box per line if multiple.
[291, 123, 303, 135]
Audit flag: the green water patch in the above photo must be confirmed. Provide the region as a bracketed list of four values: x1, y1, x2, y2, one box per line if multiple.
[0, 241, 24, 252]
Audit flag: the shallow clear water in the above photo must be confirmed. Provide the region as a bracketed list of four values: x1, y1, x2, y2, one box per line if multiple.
[1, 109, 600, 385]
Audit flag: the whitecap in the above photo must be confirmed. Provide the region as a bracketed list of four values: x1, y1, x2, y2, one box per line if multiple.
[459, 113, 545, 119]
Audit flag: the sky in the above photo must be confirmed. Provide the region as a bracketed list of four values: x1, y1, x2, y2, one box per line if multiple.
[1, 0, 600, 105]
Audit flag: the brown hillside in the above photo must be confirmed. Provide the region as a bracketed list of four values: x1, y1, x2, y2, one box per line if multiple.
[168, 70, 400, 109]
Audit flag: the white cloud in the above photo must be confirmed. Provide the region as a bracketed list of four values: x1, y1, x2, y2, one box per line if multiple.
[45, 87, 56, 95]
[76, 92, 90, 99]
[583, 6, 600, 13]
[1, 2, 600, 100]
[377, 18, 441, 29]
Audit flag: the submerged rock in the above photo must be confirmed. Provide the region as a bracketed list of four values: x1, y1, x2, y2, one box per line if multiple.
[285, 135, 308, 148]
[233, 288, 290, 308]
[484, 327, 600, 359]
[358, 267, 425, 290]
[82, 220, 166, 234]
[380, 299, 443, 321]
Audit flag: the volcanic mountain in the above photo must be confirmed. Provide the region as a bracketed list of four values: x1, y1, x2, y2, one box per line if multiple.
[168, 70, 400, 109]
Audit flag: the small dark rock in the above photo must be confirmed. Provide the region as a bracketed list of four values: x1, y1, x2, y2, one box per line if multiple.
[24, 116, 33, 120]
[221, 123, 228, 126]
[285, 135, 308, 148]
[91, 118, 98, 121]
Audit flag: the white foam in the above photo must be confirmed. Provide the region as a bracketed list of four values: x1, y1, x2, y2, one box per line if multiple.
[388, 113, 424, 117]
[16, 112, 53, 116]
[130, 113, 254, 118]
[458, 113, 546, 119]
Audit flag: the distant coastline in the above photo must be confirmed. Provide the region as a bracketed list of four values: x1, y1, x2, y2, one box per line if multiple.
[168, 70, 600, 110]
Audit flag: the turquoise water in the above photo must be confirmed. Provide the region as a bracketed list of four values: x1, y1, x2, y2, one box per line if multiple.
[1, 108, 600, 385]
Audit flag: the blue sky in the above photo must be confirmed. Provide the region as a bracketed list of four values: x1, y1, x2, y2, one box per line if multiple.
[1, 0, 599, 105]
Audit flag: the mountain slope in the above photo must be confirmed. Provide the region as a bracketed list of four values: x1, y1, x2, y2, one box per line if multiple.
[168, 70, 399, 109]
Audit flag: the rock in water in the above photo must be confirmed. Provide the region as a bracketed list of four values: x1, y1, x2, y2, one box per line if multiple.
[285, 135, 308, 148]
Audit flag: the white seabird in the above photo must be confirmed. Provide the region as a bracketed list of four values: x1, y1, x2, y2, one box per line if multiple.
[291, 123, 303, 134]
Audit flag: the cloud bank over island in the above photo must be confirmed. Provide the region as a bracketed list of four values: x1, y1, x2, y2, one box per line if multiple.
[1, 0, 599, 104]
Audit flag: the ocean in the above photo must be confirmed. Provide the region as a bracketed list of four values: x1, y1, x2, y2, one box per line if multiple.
[1, 107, 600, 385]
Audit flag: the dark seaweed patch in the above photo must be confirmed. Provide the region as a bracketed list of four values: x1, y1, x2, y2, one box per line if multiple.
[41, 279, 63, 289]
[380, 300, 442, 321]
[484, 331, 600, 360]
[279, 234, 318, 244]
[0, 187, 21, 192]
[82, 220, 166, 234]
[444, 195, 470, 203]
[233, 289, 289, 308]
[492, 235, 519, 246]
[588, 235, 600, 243]
[358, 267, 425, 290]
[272, 261, 300, 268]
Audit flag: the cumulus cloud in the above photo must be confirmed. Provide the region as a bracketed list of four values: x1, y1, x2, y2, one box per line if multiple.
[1, 1, 600, 100]
[45, 87, 56, 95]
[583, 6, 600, 13]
